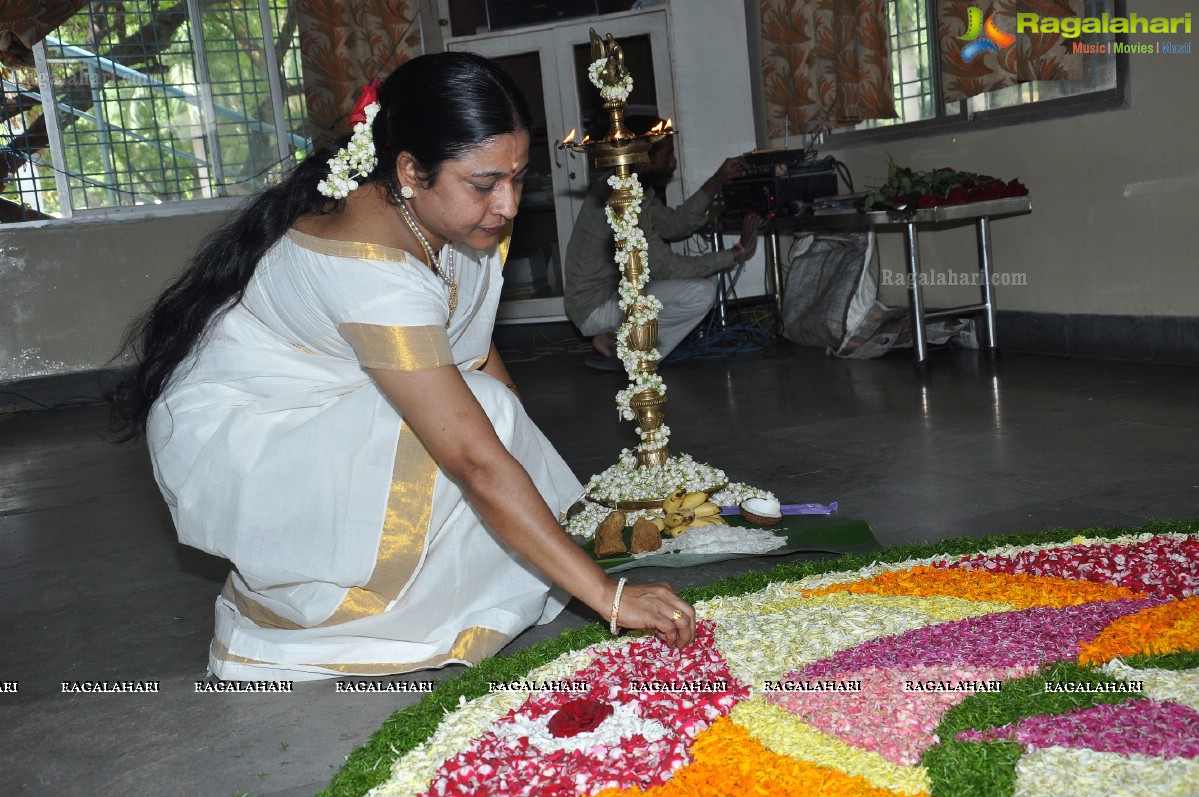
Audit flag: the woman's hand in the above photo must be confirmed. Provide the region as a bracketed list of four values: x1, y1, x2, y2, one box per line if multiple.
[612, 580, 696, 648]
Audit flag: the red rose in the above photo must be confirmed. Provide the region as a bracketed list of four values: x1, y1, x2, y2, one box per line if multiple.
[350, 78, 383, 124]
[1006, 178, 1029, 197]
[546, 698, 614, 738]
[917, 193, 938, 208]
[978, 179, 1006, 200]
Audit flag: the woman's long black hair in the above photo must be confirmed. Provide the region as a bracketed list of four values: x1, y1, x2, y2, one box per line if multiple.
[109, 51, 533, 440]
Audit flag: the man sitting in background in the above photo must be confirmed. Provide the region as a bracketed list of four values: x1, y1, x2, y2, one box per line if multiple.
[564, 135, 759, 370]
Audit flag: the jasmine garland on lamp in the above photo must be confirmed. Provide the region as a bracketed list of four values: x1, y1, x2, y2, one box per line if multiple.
[108, 52, 695, 681]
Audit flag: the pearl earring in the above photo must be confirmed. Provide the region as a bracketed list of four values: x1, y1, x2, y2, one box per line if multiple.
[400, 185, 414, 199]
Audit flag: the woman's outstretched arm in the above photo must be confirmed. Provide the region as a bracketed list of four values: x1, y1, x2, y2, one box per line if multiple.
[367, 364, 696, 647]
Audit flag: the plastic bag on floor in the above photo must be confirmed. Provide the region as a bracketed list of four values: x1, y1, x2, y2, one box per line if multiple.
[781, 231, 975, 358]
[780, 232, 876, 351]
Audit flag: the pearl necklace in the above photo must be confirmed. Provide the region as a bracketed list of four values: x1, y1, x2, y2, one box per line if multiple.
[395, 195, 458, 322]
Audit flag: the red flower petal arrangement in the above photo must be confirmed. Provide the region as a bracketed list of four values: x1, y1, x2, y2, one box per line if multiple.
[547, 698, 615, 738]
[418, 623, 749, 796]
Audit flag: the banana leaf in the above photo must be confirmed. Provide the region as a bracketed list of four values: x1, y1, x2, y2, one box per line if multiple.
[583, 512, 880, 572]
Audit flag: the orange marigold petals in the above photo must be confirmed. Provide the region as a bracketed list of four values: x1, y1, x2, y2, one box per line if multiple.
[591, 716, 913, 797]
[1079, 596, 1199, 665]
[803, 566, 1144, 609]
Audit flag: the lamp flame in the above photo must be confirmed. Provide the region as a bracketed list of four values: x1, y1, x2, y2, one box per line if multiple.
[645, 118, 673, 137]
[562, 128, 576, 144]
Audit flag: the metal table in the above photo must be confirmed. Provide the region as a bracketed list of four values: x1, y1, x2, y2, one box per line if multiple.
[766, 196, 1033, 366]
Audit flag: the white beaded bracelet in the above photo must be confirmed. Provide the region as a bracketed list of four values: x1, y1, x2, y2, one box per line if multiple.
[609, 577, 627, 636]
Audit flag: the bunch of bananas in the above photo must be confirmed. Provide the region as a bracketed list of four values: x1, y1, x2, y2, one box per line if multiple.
[644, 488, 727, 538]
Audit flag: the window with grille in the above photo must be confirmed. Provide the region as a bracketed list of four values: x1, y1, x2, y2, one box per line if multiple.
[1, 0, 308, 221]
[845, 0, 1124, 137]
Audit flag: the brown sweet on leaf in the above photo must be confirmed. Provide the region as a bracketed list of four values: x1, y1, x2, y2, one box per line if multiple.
[630, 517, 663, 553]
[593, 511, 627, 558]
[739, 508, 782, 527]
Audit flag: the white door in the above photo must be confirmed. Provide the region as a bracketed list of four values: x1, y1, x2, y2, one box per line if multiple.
[448, 8, 674, 322]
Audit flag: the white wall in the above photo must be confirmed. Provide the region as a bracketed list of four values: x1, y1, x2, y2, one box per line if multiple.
[772, 0, 1199, 317]
[667, 0, 765, 294]
[0, 209, 232, 382]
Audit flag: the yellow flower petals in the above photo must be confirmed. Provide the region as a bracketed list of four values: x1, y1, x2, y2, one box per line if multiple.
[758, 591, 1016, 621]
[592, 715, 915, 797]
[732, 698, 932, 796]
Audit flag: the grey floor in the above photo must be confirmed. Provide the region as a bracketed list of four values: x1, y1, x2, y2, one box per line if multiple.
[2, 342, 1197, 797]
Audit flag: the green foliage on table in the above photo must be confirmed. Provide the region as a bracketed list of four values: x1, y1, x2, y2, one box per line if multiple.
[860, 157, 1029, 214]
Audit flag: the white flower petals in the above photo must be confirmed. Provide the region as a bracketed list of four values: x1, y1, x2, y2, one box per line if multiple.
[1013, 747, 1199, 797]
[1101, 659, 1199, 712]
[633, 526, 786, 559]
[582, 453, 727, 508]
[319, 103, 379, 199]
[492, 700, 670, 755]
[588, 57, 633, 101]
[365, 646, 606, 797]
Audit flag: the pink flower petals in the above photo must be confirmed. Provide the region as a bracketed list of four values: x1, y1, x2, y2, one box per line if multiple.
[764, 663, 1034, 765]
[958, 699, 1199, 759]
[800, 598, 1160, 677]
[942, 536, 1199, 600]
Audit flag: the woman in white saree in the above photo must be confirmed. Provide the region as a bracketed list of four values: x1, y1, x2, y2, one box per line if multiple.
[112, 52, 695, 681]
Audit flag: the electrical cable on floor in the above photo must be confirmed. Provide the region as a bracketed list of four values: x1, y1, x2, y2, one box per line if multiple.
[0, 391, 108, 417]
[664, 299, 780, 364]
[499, 333, 593, 363]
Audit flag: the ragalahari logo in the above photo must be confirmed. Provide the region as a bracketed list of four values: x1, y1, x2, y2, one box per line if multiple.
[959, 7, 1016, 62]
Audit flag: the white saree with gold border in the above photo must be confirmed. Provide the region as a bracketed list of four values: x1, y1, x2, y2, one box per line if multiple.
[148, 230, 581, 681]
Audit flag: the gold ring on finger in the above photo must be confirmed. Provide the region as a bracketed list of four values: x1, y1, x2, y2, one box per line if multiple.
[671, 609, 684, 621]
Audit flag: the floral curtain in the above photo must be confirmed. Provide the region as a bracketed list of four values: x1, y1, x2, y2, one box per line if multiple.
[939, 0, 1084, 103]
[296, 0, 424, 143]
[0, 0, 92, 67]
[760, 0, 897, 137]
